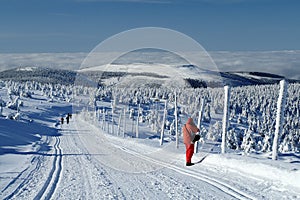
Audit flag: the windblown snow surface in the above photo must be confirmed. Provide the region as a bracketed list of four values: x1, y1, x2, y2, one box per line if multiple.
[0, 86, 300, 200]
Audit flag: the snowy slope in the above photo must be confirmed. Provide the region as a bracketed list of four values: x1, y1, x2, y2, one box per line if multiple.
[1, 87, 299, 199]
[2, 112, 299, 199]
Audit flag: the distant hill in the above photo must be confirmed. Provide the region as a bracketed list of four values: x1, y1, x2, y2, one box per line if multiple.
[0, 67, 77, 85]
[0, 66, 299, 88]
[219, 71, 300, 87]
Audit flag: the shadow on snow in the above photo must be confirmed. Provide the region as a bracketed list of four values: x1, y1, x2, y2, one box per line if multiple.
[0, 104, 72, 156]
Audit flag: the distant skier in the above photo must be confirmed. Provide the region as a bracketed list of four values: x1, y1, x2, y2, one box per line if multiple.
[183, 117, 200, 166]
[60, 117, 64, 129]
[68, 113, 72, 119]
[66, 115, 70, 124]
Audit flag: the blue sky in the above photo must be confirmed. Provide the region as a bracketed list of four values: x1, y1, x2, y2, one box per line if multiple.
[0, 0, 299, 53]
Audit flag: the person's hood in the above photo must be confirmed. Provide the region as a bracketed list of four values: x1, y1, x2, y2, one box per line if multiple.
[187, 118, 194, 125]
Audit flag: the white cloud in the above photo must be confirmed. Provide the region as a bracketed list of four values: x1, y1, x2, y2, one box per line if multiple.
[210, 50, 300, 80]
[0, 53, 86, 72]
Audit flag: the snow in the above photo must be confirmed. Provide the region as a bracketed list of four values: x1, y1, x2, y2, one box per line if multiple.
[203, 154, 300, 190]
[16, 67, 37, 72]
[79, 62, 222, 83]
[0, 82, 300, 199]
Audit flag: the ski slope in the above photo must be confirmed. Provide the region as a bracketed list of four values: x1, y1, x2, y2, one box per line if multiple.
[1, 116, 299, 199]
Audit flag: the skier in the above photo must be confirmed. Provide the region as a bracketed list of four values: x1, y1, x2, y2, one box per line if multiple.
[60, 117, 64, 129]
[183, 117, 200, 166]
[66, 115, 69, 124]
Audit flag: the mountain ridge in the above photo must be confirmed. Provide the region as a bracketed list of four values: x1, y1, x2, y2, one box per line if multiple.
[0, 66, 298, 88]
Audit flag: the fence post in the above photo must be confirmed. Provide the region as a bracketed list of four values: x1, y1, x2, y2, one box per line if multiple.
[222, 86, 230, 154]
[111, 111, 114, 135]
[136, 104, 140, 138]
[117, 111, 122, 136]
[272, 80, 288, 160]
[102, 108, 105, 130]
[175, 93, 179, 148]
[123, 108, 126, 137]
[195, 98, 205, 153]
[106, 110, 108, 132]
[160, 100, 167, 145]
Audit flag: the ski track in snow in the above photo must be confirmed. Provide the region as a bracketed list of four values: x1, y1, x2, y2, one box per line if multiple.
[50, 115, 254, 199]
[34, 136, 62, 200]
[1, 135, 63, 200]
[29, 116, 230, 199]
[2, 139, 45, 199]
[2, 157, 43, 200]
[55, 125, 126, 199]
[116, 145, 254, 200]
[2, 112, 298, 199]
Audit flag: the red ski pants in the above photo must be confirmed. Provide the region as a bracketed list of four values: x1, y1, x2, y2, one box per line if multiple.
[185, 144, 194, 163]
